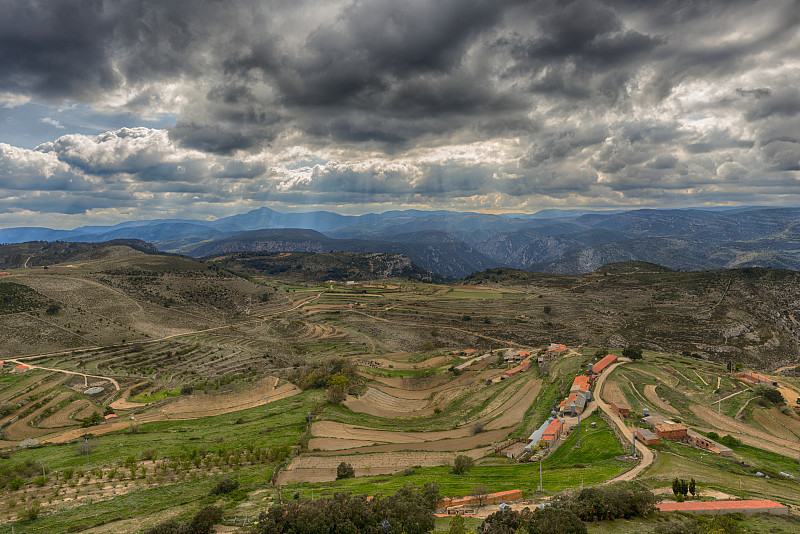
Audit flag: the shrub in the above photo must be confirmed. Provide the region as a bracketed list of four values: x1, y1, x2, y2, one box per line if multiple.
[336, 461, 355, 480]
[451, 455, 474, 475]
[210, 477, 239, 495]
[471, 422, 484, 435]
[527, 506, 587, 534]
[754, 384, 784, 404]
[622, 345, 643, 361]
[20, 501, 41, 521]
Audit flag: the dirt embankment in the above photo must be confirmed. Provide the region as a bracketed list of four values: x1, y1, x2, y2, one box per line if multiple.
[643, 384, 680, 415]
[45, 377, 298, 444]
[690, 404, 800, 456]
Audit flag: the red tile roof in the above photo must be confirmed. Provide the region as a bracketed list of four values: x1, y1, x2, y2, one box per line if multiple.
[592, 354, 617, 374]
[657, 500, 786, 512]
[572, 375, 591, 391]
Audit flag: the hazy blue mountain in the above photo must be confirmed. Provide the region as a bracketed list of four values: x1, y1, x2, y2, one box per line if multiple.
[2, 205, 800, 277]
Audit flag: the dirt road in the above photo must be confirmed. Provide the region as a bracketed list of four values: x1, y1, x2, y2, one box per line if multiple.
[594, 361, 655, 483]
[6, 358, 120, 390]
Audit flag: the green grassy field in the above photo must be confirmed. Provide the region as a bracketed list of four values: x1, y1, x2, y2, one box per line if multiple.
[12, 391, 322, 472]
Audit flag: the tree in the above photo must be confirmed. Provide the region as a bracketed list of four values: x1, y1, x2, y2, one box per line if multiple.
[327, 374, 349, 405]
[527, 507, 587, 534]
[672, 478, 689, 499]
[688, 478, 696, 497]
[754, 384, 784, 404]
[478, 509, 530, 534]
[45, 303, 61, 315]
[188, 505, 223, 534]
[471, 484, 490, 507]
[210, 477, 239, 495]
[447, 514, 467, 534]
[336, 461, 355, 479]
[452, 455, 474, 475]
[622, 346, 643, 361]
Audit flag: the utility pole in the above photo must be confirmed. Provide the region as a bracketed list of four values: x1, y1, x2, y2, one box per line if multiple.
[632, 432, 637, 458]
[539, 458, 543, 491]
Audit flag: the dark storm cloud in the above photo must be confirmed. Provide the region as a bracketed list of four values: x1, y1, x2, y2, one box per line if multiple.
[0, 0, 798, 223]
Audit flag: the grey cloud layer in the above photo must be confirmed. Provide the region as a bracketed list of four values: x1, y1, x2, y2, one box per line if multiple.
[0, 0, 798, 223]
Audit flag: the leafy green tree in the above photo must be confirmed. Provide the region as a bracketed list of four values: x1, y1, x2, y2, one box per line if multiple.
[754, 384, 784, 404]
[210, 477, 239, 495]
[527, 507, 586, 534]
[688, 478, 696, 497]
[622, 346, 643, 361]
[336, 461, 355, 480]
[448, 514, 467, 534]
[479, 508, 530, 534]
[452, 455, 474, 475]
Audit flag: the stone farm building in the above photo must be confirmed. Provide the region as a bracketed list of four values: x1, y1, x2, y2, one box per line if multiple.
[655, 422, 688, 441]
[636, 429, 659, 446]
[609, 400, 630, 418]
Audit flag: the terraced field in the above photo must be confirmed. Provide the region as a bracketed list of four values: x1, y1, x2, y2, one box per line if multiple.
[2, 250, 800, 533]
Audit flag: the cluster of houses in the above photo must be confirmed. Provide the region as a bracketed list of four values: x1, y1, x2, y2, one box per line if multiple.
[524, 353, 618, 452]
[556, 353, 617, 417]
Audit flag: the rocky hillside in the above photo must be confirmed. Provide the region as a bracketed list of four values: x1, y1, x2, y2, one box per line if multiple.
[213, 251, 443, 282]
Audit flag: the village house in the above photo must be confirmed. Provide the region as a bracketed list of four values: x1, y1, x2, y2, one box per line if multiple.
[541, 418, 563, 445]
[655, 422, 688, 441]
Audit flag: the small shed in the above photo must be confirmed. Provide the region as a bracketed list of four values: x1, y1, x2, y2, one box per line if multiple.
[104, 413, 118, 423]
[12, 364, 30, 374]
[610, 401, 630, 418]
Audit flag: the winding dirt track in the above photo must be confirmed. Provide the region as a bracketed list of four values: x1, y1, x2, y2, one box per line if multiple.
[45, 377, 299, 444]
[594, 361, 655, 483]
[6, 359, 120, 391]
[351, 309, 522, 347]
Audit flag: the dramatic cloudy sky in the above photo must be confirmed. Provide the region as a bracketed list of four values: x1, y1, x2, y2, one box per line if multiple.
[1, 0, 799, 228]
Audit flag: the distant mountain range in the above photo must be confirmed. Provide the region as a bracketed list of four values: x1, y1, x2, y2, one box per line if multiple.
[2, 205, 800, 278]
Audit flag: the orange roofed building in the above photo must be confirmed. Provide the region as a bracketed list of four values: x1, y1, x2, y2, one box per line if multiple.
[542, 418, 563, 445]
[571, 375, 591, 392]
[590, 354, 617, 375]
